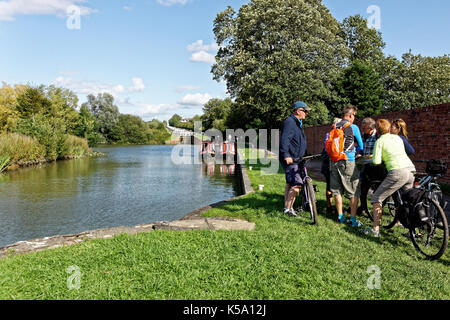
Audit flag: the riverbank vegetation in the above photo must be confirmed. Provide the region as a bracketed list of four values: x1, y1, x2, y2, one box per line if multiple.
[0, 153, 448, 299]
[0, 84, 170, 171]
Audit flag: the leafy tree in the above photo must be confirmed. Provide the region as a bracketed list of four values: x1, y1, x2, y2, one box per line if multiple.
[111, 114, 148, 144]
[202, 98, 233, 130]
[74, 105, 103, 146]
[82, 93, 120, 140]
[169, 114, 182, 127]
[337, 60, 385, 118]
[339, 15, 386, 69]
[0, 83, 26, 132]
[15, 85, 52, 120]
[381, 52, 450, 111]
[45, 85, 80, 135]
[212, 0, 349, 129]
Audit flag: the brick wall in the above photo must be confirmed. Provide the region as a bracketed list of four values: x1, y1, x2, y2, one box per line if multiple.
[304, 103, 450, 183]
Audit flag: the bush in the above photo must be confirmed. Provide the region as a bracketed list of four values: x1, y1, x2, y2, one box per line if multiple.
[60, 135, 90, 159]
[0, 133, 46, 165]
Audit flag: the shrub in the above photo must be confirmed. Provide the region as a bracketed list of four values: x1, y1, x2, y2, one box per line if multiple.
[0, 133, 46, 165]
[61, 135, 90, 159]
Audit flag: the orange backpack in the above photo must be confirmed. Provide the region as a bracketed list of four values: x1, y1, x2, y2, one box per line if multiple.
[325, 122, 353, 162]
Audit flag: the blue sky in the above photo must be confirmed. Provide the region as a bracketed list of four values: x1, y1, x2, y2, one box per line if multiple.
[0, 0, 449, 121]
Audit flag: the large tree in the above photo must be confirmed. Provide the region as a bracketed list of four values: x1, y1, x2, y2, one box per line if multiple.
[337, 60, 385, 118]
[339, 14, 386, 69]
[82, 93, 120, 139]
[381, 52, 450, 111]
[212, 0, 350, 129]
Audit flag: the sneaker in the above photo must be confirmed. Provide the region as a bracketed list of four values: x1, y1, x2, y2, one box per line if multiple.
[338, 215, 347, 224]
[350, 218, 363, 228]
[284, 208, 298, 217]
[289, 208, 299, 217]
[363, 228, 380, 238]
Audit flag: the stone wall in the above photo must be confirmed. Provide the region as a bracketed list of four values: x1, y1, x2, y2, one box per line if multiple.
[304, 103, 450, 183]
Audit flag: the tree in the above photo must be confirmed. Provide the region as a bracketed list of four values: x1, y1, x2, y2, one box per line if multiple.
[202, 98, 233, 130]
[339, 15, 386, 69]
[15, 85, 51, 120]
[337, 60, 385, 118]
[82, 93, 120, 139]
[169, 114, 182, 127]
[0, 83, 26, 132]
[212, 0, 349, 129]
[45, 85, 80, 135]
[381, 52, 450, 111]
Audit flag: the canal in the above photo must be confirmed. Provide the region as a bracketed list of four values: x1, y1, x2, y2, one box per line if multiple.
[0, 145, 241, 248]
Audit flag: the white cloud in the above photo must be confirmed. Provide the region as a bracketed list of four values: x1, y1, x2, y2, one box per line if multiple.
[187, 40, 219, 52]
[175, 85, 201, 93]
[178, 93, 212, 106]
[54, 76, 125, 97]
[187, 40, 219, 65]
[0, 0, 94, 21]
[189, 51, 215, 64]
[123, 5, 132, 11]
[156, 0, 188, 6]
[54, 76, 145, 98]
[129, 77, 145, 92]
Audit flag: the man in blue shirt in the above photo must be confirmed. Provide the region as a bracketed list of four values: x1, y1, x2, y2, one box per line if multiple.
[279, 101, 311, 216]
[329, 105, 364, 226]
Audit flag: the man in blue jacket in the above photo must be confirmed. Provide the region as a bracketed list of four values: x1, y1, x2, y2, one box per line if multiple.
[279, 101, 311, 216]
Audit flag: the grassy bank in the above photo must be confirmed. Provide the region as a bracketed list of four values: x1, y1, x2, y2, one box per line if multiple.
[0, 154, 448, 300]
[0, 132, 90, 172]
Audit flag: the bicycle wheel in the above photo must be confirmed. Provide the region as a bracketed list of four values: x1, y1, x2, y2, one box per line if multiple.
[365, 184, 397, 228]
[305, 177, 318, 225]
[409, 199, 448, 260]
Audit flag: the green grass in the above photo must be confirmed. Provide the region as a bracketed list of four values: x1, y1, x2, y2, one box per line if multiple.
[0, 152, 448, 300]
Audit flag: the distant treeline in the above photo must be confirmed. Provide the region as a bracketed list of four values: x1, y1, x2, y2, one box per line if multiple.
[0, 84, 170, 171]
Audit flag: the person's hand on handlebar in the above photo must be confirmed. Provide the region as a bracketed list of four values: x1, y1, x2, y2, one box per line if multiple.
[285, 157, 293, 165]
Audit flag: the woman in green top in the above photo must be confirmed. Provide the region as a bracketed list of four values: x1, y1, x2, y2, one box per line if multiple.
[363, 119, 416, 237]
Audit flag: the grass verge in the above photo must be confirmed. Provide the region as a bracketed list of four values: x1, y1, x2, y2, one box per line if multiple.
[0, 152, 448, 299]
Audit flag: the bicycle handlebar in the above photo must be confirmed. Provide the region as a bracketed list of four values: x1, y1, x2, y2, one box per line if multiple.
[293, 154, 322, 163]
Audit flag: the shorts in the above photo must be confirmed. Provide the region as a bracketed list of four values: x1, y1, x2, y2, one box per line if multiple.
[330, 160, 361, 198]
[371, 167, 415, 204]
[281, 161, 304, 186]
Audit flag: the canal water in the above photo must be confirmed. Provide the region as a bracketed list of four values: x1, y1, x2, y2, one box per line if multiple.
[0, 145, 241, 248]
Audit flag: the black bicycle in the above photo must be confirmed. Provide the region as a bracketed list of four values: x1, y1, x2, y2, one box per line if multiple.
[293, 154, 322, 225]
[371, 160, 448, 260]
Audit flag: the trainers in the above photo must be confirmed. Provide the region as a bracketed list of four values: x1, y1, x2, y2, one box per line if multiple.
[338, 215, 347, 224]
[363, 228, 380, 238]
[350, 218, 363, 228]
[284, 208, 298, 217]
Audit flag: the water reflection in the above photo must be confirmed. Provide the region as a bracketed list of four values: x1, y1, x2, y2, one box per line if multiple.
[0, 145, 240, 247]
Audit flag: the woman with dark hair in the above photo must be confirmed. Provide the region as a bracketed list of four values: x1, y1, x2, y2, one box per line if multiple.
[391, 119, 415, 155]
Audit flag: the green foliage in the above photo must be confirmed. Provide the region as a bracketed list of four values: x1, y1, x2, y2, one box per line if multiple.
[15, 86, 52, 119]
[168, 114, 182, 127]
[202, 98, 233, 130]
[339, 15, 386, 69]
[212, 0, 349, 129]
[337, 61, 385, 118]
[82, 93, 120, 139]
[381, 52, 450, 112]
[0, 133, 46, 164]
[110, 114, 149, 145]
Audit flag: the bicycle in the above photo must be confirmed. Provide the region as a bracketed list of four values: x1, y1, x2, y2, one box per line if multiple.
[369, 160, 448, 260]
[292, 154, 322, 225]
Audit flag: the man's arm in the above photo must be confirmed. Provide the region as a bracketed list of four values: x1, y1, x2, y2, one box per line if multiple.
[280, 119, 294, 162]
[352, 125, 364, 152]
